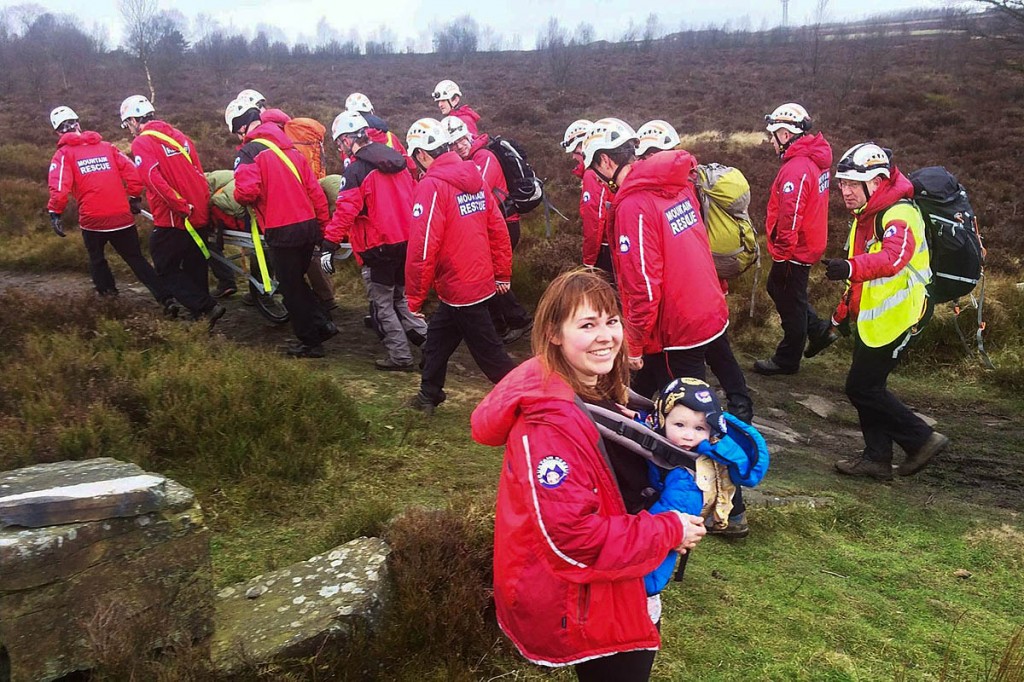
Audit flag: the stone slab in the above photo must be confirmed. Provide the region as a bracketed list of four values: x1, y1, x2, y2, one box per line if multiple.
[211, 537, 390, 674]
[0, 459, 211, 682]
[0, 458, 168, 528]
[744, 489, 834, 509]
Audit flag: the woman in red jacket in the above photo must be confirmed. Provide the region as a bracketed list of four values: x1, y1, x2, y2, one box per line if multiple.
[472, 269, 706, 681]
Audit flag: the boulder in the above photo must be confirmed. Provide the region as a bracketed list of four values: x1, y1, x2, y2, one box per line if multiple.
[0, 459, 212, 682]
[211, 537, 389, 674]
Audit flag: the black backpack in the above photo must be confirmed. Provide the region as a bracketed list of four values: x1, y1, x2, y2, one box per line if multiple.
[484, 136, 544, 216]
[908, 167, 985, 304]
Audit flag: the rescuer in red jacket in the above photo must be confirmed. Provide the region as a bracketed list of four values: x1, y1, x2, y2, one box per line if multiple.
[46, 106, 174, 313]
[472, 269, 705, 678]
[755, 103, 836, 375]
[120, 95, 224, 326]
[343, 93, 416, 174]
[320, 111, 427, 371]
[562, 119, 616, 275]
[583, 119, 730, 401]
[432, 79, 481, 135]
[228, 99, 334, 358]
[236, 88, 337, 311]
[404, 118, 516, 414]
[444, 115, 533, 344]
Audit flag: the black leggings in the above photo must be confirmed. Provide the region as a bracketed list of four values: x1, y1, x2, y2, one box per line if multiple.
[575, 647, 657, 681]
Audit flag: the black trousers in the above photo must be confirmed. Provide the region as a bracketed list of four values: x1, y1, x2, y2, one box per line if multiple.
[846, 329, 934, 464]
[149, 227, 215, 315]
[268, 241, 330, 346]
[575, 647, 657, 681]
[595, 243, 614, 278]
[766, 261, 829, 371]
[488, 220, 529, 333]
[81, 226, 169, 303]
[704, 330, 753, 422]
[633, 342, 746, 519]
[420, 299, 517, 403]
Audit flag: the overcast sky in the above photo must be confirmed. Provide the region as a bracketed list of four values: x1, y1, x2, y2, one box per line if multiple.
[10, 0, 951, 49]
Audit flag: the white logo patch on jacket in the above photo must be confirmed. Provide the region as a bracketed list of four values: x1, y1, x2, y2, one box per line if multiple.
[536, 456, 569, 489]
[783, 181, 795, 194]
[619, 235, 631, 253]
[665, 198, 698, 236]
[582, 191, 591, 203]
[412, 203, 423, 218]
[456, 190, 486, 217]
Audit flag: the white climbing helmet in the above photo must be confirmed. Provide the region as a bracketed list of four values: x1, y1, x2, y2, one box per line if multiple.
[582, 117, 638, 168]
[441, 115, 470, 143]
[119, 95, 154, 127]
[50, 106, 79, 131]
[332, 111, 369, 141]
[561, 119, 593, 154]
[764, 102, 812, 134]
[224, 98, 259, 133]
[236, 89, 267, 108]
[432, 79, 461, 102]
[345, 93, 374, 114]
[406, 118, 448, 155]
[835, 142, 892, 182]
[635, 120, 680, 156]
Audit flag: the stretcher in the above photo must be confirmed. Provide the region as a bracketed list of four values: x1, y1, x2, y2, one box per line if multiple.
[141, 210, 352, 323]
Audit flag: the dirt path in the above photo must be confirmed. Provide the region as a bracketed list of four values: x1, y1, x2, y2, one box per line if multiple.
[3, 268, 1021, 511]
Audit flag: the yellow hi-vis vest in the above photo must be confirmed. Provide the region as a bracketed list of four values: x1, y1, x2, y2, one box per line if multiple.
[848, 201, 932, 348]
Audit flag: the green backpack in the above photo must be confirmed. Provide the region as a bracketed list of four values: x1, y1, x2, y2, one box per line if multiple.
[695, 163, 760, 280]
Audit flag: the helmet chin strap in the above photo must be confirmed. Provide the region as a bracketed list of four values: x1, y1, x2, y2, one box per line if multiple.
[773, 130, 802, 157]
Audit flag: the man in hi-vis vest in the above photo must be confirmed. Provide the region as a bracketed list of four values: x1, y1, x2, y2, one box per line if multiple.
[823, 143, 948, 481]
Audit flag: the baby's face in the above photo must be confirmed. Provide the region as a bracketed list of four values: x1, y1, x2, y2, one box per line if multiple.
[664, 404, 709, 450]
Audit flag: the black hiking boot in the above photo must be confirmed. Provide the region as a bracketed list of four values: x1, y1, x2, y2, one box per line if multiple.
[805, 327, 840, 359]
[752, 358, 797, 376]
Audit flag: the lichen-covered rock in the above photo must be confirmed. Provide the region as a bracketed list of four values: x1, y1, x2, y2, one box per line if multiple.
[211, 537, 390, 674]
[0, 459, 212, 682]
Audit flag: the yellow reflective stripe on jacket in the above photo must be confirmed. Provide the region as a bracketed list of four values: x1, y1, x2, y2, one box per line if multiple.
[848, 202, 931, 347]
[385, 131, 396, 149]
[139, 130, 208, 258]
[251, 138, 303, 185]
[139, 129, 193, 164]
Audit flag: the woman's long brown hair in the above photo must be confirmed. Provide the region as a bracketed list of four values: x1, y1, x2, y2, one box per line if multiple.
[531, 268, 630, 404]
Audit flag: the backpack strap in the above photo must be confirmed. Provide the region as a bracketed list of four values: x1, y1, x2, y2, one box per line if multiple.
[251, 138, 303, 185]
[583, 401, 698, 472]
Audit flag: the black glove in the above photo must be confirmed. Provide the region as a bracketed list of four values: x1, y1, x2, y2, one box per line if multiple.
[823, 258, 852, 281]
[321, 239, 340, 254]
[836, 318, 851, 337]
[128, 197, 142, 215]
[49, 212, 65, 238]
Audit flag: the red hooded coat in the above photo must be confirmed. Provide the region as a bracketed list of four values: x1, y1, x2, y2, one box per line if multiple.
[233, 122, 329, 232]
[765, 132, 833, 263]
[130, 120, 210, 229]
[451, 104, 481, 135]
[581, 169, 612, 267]
[405, 151, 511, 311]
[611, 150, 729, 356]
[324, 142, 414, 254]
[471, 357, 685, 667]
[48, 131, 143, 231]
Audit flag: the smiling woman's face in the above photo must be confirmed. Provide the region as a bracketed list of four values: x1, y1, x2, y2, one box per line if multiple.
[553, 302, 623, 387]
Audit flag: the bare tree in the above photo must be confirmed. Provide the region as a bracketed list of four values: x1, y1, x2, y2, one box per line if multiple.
[574, 21, 595, 45]
[432, 15, 478, 55]
[972, 0, 1024, 40]
[537, 17, 575, 86]
[118, 0, 157, 102]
